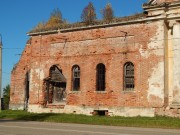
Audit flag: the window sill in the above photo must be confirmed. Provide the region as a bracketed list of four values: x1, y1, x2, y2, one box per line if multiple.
[122, 89, 135, 93]
[96, 91, 107, 94]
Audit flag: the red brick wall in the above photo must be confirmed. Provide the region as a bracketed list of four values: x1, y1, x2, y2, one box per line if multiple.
[10, 21, 164, 109]
[10, 44, 31, 106]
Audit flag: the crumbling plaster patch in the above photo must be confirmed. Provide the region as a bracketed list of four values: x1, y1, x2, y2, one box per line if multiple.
[29, 68, 44, 92]
[35, 68, 45, 80]
[148, 62, 164, 102]
[50, 36, 133, 56]
[172, 23, 180, 103]
[139, 21, 164, 58]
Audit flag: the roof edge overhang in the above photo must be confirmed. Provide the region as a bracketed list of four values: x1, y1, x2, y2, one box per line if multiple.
[27, 29, 58, 36]
[27, 16, 169, 36]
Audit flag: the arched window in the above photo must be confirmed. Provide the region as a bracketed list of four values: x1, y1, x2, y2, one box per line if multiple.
[124, 62, 134, 90]
[72, 65, 80, 91]
[96, 63, 105, 91]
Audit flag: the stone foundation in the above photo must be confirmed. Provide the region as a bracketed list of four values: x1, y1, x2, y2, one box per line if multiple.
[155, 107, 180, 117]
[28, 104, 155, 117]
[9, 104, 25, 110]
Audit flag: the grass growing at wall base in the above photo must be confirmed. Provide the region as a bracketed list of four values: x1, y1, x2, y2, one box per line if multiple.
[0, 110, 179, 129]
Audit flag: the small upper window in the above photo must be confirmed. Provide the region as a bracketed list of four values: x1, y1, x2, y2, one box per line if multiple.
[96, 63, 105, 91]
[72, 65, 80, 91]
[124, 62, 134, 90]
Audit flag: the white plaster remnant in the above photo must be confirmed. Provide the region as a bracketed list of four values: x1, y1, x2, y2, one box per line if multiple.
[139, 46, 149, 58]
[172, 23, 180, 103]
[139, 21, 164, 58]
[148, 62, 164, 102]
[29, 69, 34, 92]
[9, 104, 25, 110]
[52, 36, 134, 56]
[29, 69, 44, 93]
[35, 68, 44, 80]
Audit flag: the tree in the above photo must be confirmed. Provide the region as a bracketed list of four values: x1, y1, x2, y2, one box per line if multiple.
[102, 3, 114, 23]
[3, 85, 10, 110]
[81, 2, 96, 25]
[46, 8, 64, 28]
[33, 22, 46, 32]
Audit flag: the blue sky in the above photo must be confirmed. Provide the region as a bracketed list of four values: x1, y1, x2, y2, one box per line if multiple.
[0, 0, 148, 92]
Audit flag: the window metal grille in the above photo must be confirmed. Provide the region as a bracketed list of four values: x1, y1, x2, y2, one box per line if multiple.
[72, 65, 80, 91]
[124, 62, 134, 90]
[96, 63, 105, 91]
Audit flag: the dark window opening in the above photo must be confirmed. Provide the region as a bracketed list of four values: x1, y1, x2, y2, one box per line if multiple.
[124, 62, 134, 90]
[72, 65, 80, 91]
[24, 71, 30, 110]
[25, 72, 30, 99]
[94, 110, 108, 116]
[96, 63, 105, 91]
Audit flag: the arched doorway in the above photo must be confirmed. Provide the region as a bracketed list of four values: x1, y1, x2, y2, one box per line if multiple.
[44, 65, 66, 104]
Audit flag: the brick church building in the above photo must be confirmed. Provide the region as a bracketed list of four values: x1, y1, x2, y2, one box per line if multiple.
[10, 0, 180, 117]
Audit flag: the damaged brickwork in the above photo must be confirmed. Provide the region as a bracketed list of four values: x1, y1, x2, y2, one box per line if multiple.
[10, 0, 180, 117]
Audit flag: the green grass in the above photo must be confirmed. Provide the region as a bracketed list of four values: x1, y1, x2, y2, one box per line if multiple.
[0, 110, 180, 129]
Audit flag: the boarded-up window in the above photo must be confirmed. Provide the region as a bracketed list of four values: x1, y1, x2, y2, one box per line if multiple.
[45, 65, 66, 104]
[124, 62, 134, 90]
[96, 63, 105, 91]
